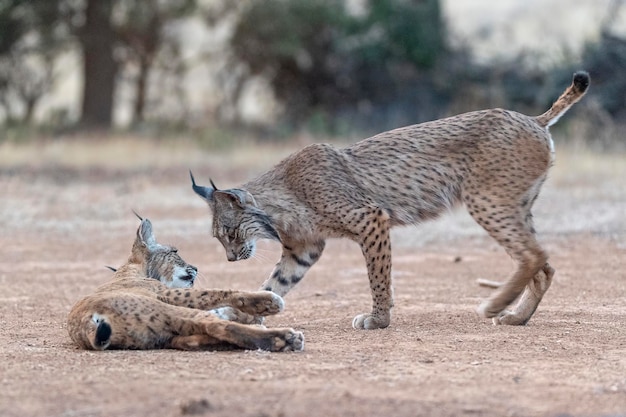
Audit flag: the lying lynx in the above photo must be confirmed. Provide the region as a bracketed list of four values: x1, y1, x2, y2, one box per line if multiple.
[67, 217, 304, 351]
[191, 71, 589, 329]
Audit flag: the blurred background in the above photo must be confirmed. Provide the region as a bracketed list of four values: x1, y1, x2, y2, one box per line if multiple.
[0, 0, 624, 149]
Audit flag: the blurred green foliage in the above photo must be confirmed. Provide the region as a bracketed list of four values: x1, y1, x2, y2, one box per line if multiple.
[583, 32, 626, 119]
[231, 0, 448, 132]
[0, 0, 624, 148]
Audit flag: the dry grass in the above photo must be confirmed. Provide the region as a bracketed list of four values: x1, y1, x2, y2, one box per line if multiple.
[0, 134, 311, 178]
[1, 132, 624, 174]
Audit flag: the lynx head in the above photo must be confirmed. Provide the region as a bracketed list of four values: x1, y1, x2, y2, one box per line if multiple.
[128, 217, 198, 288]
[190, 171, 281, 262]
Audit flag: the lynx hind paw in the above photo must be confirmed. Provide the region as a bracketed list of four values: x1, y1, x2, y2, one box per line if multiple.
[271, 330, 304, 352]
[492, 310, 530, 326]
[236, 291, 285, 316]
[352, 313, 390, 330]
[476, 299, 505, 319]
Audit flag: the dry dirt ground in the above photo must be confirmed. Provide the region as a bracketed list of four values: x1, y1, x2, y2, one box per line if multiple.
[1, 140, 625, 417]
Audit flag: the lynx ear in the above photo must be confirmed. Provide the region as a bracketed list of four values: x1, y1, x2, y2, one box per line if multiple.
[214, 189, 256, 208]
[136, 218, 157, 249]
[189, 170, 216, 202]
[132, 209, 143, 221]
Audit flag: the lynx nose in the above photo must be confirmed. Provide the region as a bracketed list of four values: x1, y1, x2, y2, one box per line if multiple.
[187, 265, 198, 278]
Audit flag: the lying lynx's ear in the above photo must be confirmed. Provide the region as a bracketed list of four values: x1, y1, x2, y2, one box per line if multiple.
[214, 189, 257, 208]
[189, 170, 215, 202]
[132, 209, 143, 221]
[137, 218, 157, 250]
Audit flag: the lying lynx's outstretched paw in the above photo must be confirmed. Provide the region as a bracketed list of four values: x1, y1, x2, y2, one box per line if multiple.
[210, 307, 265, 324]
[352, 312, 391, 330]
[235, 291, 285, 316]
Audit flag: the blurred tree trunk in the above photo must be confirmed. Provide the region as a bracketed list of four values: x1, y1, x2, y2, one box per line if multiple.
[79, 0, 117, 129]
[133, 58, 149, 123]
[128, 18, 159, 124]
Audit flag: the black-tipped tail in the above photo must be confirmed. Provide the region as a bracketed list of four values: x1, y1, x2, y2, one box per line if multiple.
[572, 71, 590, 94]
[190, 170, 216, 202]
[94, 321, 112, 349]
[536, 70, 590, 127]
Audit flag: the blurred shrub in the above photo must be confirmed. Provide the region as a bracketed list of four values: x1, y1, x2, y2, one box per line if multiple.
[582, 31, 626, 121]
[230, 0, 449, 134]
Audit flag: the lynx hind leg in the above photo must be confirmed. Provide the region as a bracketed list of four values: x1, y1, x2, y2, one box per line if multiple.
[169, 334, 222, 350]
[494, 263, 554, 325]
[466, 199, 548, 319]
[202, 319, 304, 352]
[168, 316, 303, 351]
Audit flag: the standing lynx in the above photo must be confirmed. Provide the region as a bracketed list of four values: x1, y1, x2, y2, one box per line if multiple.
[191, 71, 589, 329]
[67, 217, 304, 351]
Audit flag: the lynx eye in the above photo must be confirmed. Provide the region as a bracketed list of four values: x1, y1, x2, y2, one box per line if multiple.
[220, 227, 237, 243]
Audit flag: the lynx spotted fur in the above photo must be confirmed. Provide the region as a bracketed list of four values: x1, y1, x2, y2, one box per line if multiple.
[67, 218, 304, 351]
[191, 71, 589, 329]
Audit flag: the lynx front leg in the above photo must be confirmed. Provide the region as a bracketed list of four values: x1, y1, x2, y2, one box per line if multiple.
[203, 290, 286, 324]
[210, 240, 326, 325]
[156, 288, 284, 316]
[261, 240, 326, 296]
[352, 208, 393, 330]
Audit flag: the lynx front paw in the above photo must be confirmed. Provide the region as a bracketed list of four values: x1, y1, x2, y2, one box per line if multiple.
[235, 291, 285, 316]
[210, 307, 265, 325]
[352, 312, 390, 330]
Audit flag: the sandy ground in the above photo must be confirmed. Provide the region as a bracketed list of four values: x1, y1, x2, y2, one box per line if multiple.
[1, 142, 625, 417]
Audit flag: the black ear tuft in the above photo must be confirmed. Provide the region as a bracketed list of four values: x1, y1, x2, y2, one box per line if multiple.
[190, 170, 215, 202]
[137, 218, 157, 249]
[132, 210, 143, 221]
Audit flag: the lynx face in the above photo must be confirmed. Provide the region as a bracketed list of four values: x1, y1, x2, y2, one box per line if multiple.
[133, 218, 198, 288]
[147, 247, 198, 288]
[190, 172, 281, 262]
[212, 201, 281, 262]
